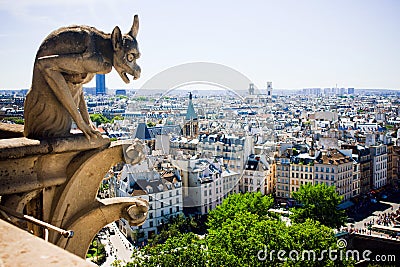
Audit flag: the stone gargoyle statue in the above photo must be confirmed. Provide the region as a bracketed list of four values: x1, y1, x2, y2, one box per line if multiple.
[24, 15, 141, 140]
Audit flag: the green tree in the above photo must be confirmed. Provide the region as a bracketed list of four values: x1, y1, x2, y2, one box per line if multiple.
[86, 238, 106, 265]
[148, 214, 199, 245]
[130, 210, 351, 267]
[290, 183, 347, 229]
[146, 121, 156, 127]
[3, 117, 24, 125]
[129, 233, 208, 267]
[207, 192, 274, 230]
[134, 96, 147, 101]
[111, 115, 124, 123]
[90, 113, 110, 125]
[207, 211, 289, 266]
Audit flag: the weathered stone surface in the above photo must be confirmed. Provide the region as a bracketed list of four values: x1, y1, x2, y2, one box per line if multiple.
[24, 16, 141, 140]
[0, 136, 110, 195]
[56, 197, 148, 258]
[0, 122, 24, 139]
[0, 135, 110, 160]
[0, 219, 95, 267]
[0, 139, 149, 258]
[0, 15, 148, 261]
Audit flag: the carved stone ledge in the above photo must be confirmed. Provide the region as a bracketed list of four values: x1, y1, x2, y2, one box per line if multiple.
[0, 135, 110, 195]
[0, 135, 148, 259]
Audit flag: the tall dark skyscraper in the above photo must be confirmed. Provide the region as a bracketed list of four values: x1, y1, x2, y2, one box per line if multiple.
[95, 74, 106, 95]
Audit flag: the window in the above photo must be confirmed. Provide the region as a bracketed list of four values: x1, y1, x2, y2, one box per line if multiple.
[149, 196, 153, 202]
[161, 202, 164, 208]
[176, 206, 179, 212]
[161, 210, 164, 216]
[150, 221, 153, 228]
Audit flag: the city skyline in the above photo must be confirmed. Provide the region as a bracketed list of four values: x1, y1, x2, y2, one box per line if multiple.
[0, 0, 399, 90]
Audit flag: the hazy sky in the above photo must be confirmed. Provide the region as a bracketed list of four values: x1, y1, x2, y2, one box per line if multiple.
[0, 0, 399, 90]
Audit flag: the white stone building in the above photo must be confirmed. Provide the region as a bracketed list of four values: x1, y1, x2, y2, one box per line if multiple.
[314, 149, 353, 201]
[172, 157, 238, 215]
[115, 161, 183, 241]
[369, 144, 388, 189]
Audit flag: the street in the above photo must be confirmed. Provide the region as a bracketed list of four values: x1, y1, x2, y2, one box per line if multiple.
[99, 222, 137, 267]
[345, 191, 400, 239]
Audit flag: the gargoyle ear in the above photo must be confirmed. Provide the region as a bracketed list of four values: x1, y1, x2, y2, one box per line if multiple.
[129, 14, 139, 38]
[111, 26, 122, 50]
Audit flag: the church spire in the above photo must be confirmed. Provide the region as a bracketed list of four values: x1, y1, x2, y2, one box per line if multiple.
[183, 92, 199, 138]
[185, 92, 197, 121]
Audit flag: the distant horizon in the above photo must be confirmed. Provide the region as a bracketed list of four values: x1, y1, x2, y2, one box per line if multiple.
[2, 87, 399, 91]
[0, 1, 399, 90]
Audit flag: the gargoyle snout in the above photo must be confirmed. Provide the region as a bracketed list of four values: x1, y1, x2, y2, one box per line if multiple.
[133, 64, 141, 80]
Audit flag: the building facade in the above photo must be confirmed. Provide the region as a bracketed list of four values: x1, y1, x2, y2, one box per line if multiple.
[370, 144, 388, 189]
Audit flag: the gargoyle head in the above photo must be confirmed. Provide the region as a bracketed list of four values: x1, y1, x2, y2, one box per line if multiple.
[111, 15, 141, 83]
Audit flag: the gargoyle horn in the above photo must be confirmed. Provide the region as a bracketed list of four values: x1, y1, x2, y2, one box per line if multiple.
[129, 14, 139, 38]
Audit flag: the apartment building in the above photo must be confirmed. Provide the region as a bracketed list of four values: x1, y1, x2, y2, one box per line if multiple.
[314, 149, 353, 201]
[116, 162, 183, 241]
[370, 144, 388, 189]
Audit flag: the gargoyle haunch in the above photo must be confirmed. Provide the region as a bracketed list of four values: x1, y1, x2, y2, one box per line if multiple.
[24, 15, 141, 140]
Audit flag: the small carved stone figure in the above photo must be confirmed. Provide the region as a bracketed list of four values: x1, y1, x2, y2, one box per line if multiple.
[24, 15, 141, 140]
[125, 138, 146, 165]
[126, 198, 149, 226]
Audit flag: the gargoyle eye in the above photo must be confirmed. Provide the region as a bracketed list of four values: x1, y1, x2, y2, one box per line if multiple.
[127, 53, 135, 62]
